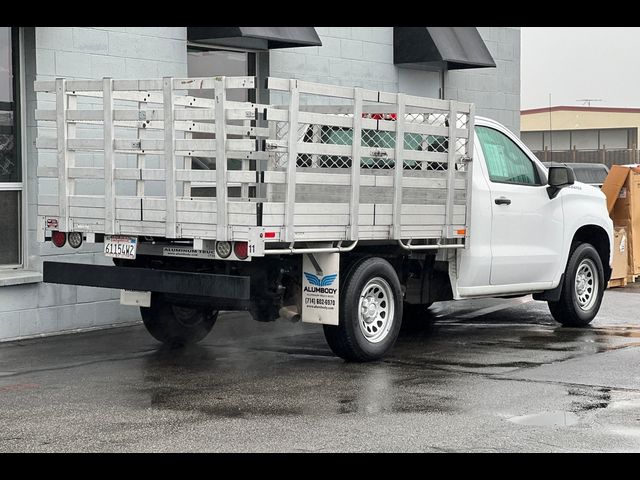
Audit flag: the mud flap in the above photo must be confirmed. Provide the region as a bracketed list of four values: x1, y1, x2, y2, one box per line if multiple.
[532, 274, 565, 302]
[301, 252, 340, 325]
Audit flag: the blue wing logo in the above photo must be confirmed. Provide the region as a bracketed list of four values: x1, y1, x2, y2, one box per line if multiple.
[304, 272, 337, 287]
[304, 272, 322, 286]
[320, 274, 337, 286]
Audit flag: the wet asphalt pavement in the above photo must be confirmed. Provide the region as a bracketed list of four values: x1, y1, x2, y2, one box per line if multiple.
[2, 286, 640, 452]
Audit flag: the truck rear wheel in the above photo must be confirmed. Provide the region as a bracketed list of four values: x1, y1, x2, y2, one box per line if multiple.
[323, 257, 403, 361]
[548, 243, 605, 327]
[140, 294, 218, 346]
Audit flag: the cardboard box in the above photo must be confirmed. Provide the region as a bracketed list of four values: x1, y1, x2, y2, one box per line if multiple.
[610, 227, 629, 280]
[602, 165, 640, 276]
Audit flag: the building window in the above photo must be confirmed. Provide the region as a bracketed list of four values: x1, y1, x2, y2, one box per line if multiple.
[0, 27, 21, 268]
[186, 46, 263, 199]
[187, 47, 253, 98]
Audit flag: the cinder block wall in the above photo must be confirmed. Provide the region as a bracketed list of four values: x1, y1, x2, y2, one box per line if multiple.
[270, 27, 399, 93]
[269, 27, 521, 134]
[446, 27, 521, 135]
[0, 27, 188, 341]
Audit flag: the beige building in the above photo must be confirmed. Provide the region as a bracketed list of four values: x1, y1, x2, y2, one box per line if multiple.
[521, 106, 640, 153]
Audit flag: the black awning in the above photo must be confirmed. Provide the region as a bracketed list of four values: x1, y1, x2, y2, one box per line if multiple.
[187, 27, 322, 50]
[394, 27, 496, 70]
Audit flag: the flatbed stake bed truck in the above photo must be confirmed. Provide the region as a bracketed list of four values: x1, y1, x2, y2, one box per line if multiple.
[34, 76, 613, 361]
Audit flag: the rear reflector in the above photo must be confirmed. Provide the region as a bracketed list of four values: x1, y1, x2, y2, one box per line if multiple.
[456, 229, 466, 235]
[215, 241, 232, 259]
[264, 231, 276, 238]
[68, 232, 83, 249]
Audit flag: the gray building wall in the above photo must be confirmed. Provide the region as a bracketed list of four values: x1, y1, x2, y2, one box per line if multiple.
[0, 27, 188, 341]
[1, 26, 521, 341]
[270, 27, 521, 134]
[446, 27, 521, 135]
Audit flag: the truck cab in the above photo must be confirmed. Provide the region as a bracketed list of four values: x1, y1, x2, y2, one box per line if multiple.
[456, 116, 612, 318]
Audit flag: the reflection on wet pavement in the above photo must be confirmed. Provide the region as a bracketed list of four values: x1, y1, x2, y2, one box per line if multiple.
[509, 411, 580, 426]
[395, 298, 640, 368]
[1, 290, 640, 451]
[568, 386, 611, 412]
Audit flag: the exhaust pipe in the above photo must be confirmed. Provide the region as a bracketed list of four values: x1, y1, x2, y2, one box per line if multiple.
[279, 305, 300, 323]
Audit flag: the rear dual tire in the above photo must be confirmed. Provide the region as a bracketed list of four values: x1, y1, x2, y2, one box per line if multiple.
[140, 294, 218, 346]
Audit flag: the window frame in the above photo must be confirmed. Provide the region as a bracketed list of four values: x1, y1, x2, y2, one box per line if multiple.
[186, 42, 268, 104]
[476, 125, 544, 188]
[185, 43, 268, 200]
[0, 27, 26, 271]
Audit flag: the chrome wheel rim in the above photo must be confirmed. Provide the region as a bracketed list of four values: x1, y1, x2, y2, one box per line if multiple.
[574, 258, 598, 311]
[358, 277, 395, 344]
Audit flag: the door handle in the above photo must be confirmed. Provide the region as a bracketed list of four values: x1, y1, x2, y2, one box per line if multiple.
[494, 197, 511, 205]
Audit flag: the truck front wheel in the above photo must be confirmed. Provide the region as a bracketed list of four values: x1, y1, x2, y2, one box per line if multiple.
[548, 243, 605, 327]
[323, 257, 403, 361]
[140, 294, 218, 346]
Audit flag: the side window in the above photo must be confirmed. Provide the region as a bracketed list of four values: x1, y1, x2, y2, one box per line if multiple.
[476, 126, 541, 186]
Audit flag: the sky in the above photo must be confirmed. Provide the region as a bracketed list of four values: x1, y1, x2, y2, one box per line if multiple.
[521, 27, 640, 110]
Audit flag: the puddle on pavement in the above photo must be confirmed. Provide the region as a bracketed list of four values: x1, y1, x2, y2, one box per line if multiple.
[591, 328, 640, 338]
[508, 411, 580, 427]
[608, 398, 640, 410]
[604, 426, 640, 440]
[509, 326, 640, 357]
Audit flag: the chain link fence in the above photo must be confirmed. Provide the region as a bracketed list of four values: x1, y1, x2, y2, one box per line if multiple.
[272, 112, 468, 172]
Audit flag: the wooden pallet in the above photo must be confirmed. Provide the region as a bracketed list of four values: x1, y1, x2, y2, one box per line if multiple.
[627, 274, 638, 284]
[608, 277, 628, 288]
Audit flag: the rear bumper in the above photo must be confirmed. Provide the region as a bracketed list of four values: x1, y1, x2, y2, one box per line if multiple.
[43, 261, 251, 300]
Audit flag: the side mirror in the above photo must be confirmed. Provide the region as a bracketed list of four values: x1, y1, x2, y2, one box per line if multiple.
[547, 165, 575, 199]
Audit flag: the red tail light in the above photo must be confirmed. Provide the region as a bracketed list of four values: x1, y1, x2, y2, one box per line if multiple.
[362, 113, 397, 121]
[234, 241, 248, 260]
[52, 231, 66, 248]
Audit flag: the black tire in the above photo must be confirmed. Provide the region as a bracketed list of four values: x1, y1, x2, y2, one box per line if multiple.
[140, 294, 218, 346]
[323, 257, 403, 362]
[548, 243, 605, 327]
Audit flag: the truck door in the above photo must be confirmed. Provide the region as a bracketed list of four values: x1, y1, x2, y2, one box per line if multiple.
[475, 125, 564, 286]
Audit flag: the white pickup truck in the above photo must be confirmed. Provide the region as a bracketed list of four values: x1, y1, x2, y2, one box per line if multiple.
[34, 76, 613, 361]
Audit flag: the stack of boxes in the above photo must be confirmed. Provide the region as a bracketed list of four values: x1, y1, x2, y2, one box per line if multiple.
[601, 165, 640, 287]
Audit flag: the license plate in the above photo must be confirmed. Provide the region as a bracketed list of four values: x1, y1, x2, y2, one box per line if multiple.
[104, 235, 138, 259]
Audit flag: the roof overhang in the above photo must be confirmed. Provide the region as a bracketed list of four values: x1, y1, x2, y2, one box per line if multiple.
[394, 27, 496, 70]
[187, 27, 322, 50]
